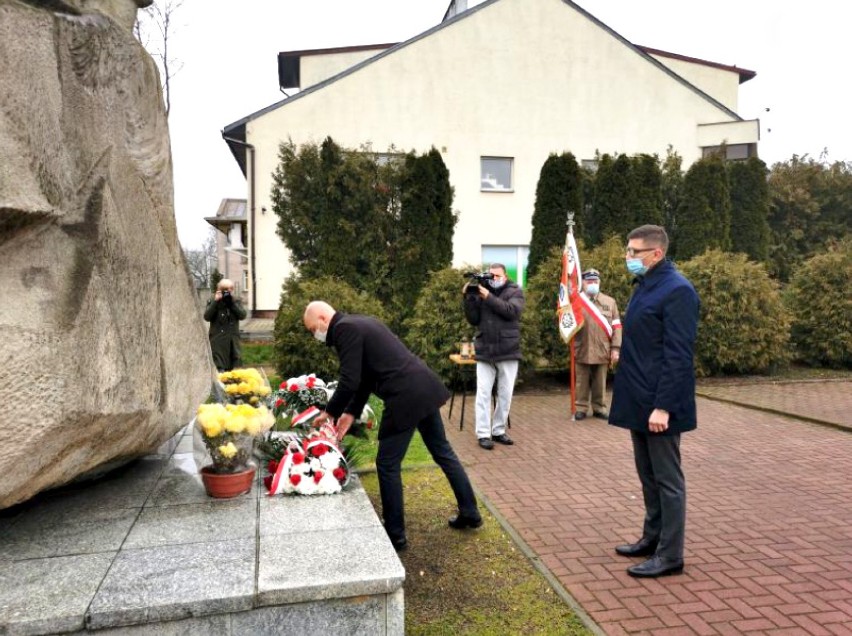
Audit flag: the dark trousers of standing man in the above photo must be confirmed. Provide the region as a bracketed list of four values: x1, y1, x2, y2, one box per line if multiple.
[631, 430, 685, 560]
[376, 410, 479, 543]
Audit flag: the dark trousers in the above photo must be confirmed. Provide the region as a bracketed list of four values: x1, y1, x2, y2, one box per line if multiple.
[631, 430, 686, 560]
[376, 409, 479, 542]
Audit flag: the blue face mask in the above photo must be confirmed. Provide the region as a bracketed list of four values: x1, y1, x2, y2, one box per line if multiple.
[626, 258, 648, 277]
[585, 283, 600, 296]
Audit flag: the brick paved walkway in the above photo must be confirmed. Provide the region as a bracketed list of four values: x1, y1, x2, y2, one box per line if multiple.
[443, 384, 852, 635]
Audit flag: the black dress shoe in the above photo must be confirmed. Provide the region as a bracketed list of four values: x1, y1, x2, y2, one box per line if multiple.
[593, 411, 609, 419]
[492, 433, 514, 445]
[478, 438, 494, 450]
[574, 412, 587, 420]
[391, 537, 408, 552]
[627, 555, 684, 578]
[615, 537, 659, 557]
[448, 514, 483, 530]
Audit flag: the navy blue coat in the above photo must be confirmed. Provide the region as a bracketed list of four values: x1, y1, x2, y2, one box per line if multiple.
[609, 260, 699, 434]
[324, 313, 450, 440]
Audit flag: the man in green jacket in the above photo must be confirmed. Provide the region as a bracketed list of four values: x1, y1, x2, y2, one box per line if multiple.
[204, 279, 247, 371]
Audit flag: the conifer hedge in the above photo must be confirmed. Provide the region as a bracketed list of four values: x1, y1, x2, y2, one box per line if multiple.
[785, 240, 852, 368]
[678, 250, 790, 376]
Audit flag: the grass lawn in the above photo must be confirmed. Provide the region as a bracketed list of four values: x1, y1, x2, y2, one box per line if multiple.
[360, 468, 592, 635]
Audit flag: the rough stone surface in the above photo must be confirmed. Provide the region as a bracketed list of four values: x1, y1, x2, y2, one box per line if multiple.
[0, 0, 212, 509]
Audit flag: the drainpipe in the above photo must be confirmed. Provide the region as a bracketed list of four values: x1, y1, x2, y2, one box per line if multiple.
[222, 136, 257, 315]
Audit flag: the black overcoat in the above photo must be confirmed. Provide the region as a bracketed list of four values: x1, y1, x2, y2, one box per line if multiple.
[324, 313, 450, 439]
[609, 260, 699, 434]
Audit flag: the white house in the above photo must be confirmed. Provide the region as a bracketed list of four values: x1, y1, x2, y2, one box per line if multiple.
[223, 0, 758, 315]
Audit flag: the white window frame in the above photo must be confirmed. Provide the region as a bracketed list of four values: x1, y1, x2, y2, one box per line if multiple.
[480, 157, 514, 192]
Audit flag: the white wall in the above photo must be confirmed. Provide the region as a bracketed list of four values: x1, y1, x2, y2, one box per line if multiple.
[300, 49, 389, 89]
[648, 53, 741, 112]
[244, 0, 756, 310]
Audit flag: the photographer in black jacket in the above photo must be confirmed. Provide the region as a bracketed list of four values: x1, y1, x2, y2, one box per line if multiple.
[462, 264, 525, 450]
[204, 279, 247, 372]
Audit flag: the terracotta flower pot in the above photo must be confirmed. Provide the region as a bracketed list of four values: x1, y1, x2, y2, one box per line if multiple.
[200, 466, 256, 498]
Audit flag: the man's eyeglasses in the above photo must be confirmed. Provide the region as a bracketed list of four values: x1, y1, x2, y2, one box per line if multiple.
[625, 247, 656, 257]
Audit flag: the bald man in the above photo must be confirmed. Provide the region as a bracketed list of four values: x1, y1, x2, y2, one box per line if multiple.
[304, 301, 481, 551]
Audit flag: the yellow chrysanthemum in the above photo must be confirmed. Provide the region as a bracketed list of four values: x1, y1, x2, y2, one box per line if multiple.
[225, 415, 246, 434]
[201, 419, 223, 438]
[218, 442, 238, 458]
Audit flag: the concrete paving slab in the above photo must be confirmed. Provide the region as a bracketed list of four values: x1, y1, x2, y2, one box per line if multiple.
[0, 505, 138, 561]
[86, 539, 255, 630]
[124, 499, 256, 549]
[257, 525, 405, 606]
[259, 477, 381, 536]
[0, 552, 115, 634]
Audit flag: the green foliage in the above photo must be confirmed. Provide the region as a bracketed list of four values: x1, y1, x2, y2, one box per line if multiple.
[785, 239, 852, 368]
[272, 275, 386, 379]
[661, 147, 684, 258]
[588, 153, 633, 246]
[240, 342, 275, 366]
[728, 157, 770, 262]
[521, 236, 632, 371]
[630, 153, 664, 228]
[528, 152, 582, 277]
[767, 156, 852, 281]
[388, 147, 456, 329]
[402, 266, 473, 385]
[678, 250, 791, 376]
[676, 155, 731, 259]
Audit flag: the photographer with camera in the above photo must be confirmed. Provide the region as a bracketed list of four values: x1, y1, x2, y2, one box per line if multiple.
[462, 264, 525, 450]
[204, 279, 247, 372]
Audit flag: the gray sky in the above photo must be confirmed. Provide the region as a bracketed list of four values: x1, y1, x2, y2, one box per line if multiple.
[163, 0, 851, 249]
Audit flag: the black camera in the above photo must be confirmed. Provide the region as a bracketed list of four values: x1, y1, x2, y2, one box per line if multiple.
[464, 271, 495, 295]
[221, 290, 232, 303]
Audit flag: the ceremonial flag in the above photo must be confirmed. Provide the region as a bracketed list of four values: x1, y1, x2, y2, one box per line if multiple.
[557, 231, 585, 343]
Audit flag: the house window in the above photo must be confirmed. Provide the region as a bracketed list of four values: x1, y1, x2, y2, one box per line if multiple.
[480, 157, 513, 192]
[242, 270, 249, 292]
[701, 143, 755, 161]
[481, 245, 530, 288]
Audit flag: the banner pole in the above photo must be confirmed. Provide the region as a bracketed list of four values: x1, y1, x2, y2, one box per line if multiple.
[570, 339, 576, 418]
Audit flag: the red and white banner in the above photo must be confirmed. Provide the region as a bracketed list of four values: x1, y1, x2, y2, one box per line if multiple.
[291, 406, 320, 426]
[578, 295, 613, 339]
[557, 232, 585, 343]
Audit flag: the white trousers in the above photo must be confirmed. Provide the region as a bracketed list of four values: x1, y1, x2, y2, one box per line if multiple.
[475, 360, 519, 440]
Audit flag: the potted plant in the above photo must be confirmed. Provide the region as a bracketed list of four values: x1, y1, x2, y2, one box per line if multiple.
[195, 369, 274, 498]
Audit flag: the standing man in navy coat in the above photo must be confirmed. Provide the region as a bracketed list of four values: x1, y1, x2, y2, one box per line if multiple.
[609, 225, 699, 578]
[304, 301, 482, 552]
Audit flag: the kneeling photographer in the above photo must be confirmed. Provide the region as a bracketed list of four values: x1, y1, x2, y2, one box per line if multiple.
[462, 264, 525, 450]
[204, 279, 247, 372]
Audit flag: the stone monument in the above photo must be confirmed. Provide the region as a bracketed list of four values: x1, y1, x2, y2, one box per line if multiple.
[0, 0, 213, 508]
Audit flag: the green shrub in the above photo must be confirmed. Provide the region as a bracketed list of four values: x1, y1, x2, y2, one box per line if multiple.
[521, 236, 633, 371]
[273, 275, 387, 379]
[785, 240, 852, 368]
[678, 250, 791, 376]
[402, 266, 473, 385]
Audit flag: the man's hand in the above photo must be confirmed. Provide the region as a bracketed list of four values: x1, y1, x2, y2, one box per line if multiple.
[478, 284, 490, 300]
[648, 408, 669, 433]
[214, 290, 223, 301]
[313, 411, 333, 428]
[336, 413, 355, 442]
[610, 349, 620, 367]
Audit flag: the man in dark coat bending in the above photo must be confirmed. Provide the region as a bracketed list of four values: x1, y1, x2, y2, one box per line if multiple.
[304, 301, 482, 551]
[609, 225, 699, 578]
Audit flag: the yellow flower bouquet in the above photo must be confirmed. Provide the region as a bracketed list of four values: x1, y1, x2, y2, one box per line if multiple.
[217, 368, 272, 406]
[196, 402, 275, 474]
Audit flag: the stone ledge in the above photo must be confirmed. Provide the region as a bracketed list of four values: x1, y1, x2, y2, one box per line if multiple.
[0, 429, 405, 635]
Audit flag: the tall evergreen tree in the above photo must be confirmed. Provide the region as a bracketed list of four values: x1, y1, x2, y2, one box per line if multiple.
[589, 153, 633, 246]
[661, 146, 684, 258]
[528, 152, 582, 276]
[728, 157, 770, 262]
[630, 153, 664, 227]
[675, 155, 731, 259]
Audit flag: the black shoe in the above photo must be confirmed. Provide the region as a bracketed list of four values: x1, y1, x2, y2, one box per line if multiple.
[574, 412, 587, 421]
[615, 537, 659, 557]
[390, 536, 408, 552]
[478, 438, 494, 450]
[448, 514, 483, 530]
[593, 411, 609, 419]
[627, 555, 684, 578]
[492, 433, 514, 445]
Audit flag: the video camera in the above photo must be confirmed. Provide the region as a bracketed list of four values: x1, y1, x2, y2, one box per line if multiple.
[463, 271, 495, 295]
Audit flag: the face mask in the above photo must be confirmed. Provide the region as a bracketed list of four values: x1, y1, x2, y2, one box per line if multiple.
[488, 278, 506, 289]
[313, 329, 327, 343]
[585, 284, 600, 296]
[626, 258, 648, 277]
